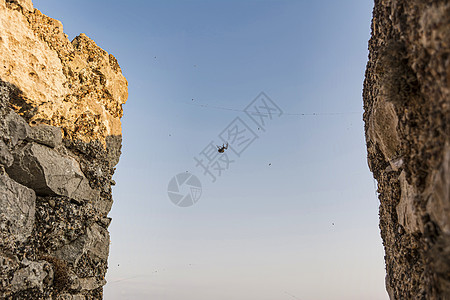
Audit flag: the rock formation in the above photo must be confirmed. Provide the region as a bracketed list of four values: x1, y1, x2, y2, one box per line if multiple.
[0, 0, 127, 298]
[363, 0, 449, 298]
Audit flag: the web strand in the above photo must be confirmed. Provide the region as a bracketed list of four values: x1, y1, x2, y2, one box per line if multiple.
[185, 101, 361, 116]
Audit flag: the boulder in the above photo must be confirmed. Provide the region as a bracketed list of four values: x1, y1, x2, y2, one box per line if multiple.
[11, 259, 53, 293]
[27, 124, 63, 148]
[56, 223, 110, 265]
[6, 143, 98, 202]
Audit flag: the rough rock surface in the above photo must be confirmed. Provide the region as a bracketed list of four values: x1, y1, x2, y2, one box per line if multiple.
[0, 0, 127, 299]
[0, 173, 35, 243]
[0, 0, 127, 144]
[363, 0, 449, 298]
[6, 142, 98, 202]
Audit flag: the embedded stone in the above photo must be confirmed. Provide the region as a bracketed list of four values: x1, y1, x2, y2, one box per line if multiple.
[56, 223, 109, 266]
[6, 143, 98, 202]
[0, 174, 35, 242]
[0, 140, 13, 167]
[5, 111, 31, 146]
[27, 124, 62, 148]
[396, 171, 422, 233]
[11, 259, 53, 293]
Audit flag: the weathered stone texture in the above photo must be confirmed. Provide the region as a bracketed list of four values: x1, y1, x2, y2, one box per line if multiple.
[0, 0, 127, 144]
[7, 142, 98, 202]
[0, 0, 127, 298]
[0, 173, 35, 243]
[363, 0, 450, 298]
[10, 259, 53, 293]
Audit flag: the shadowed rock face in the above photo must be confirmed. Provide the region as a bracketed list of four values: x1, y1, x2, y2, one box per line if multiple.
[363, 0, 450, 298]
[0, 0, 127, 299]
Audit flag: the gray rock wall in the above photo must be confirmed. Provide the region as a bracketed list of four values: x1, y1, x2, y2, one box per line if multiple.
[363, 0, 450, 298]
[0, 80, 116, 299]
[0, 0, 127, 298]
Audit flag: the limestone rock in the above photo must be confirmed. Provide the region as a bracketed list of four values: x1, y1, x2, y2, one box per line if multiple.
[71, 277, 107, 293]
[6, 142, 98, 202]
[18, 0, 33, 12]
[0, 173, 35, 242]
[5, 111, 31, 146]
[3, 110, 63, 147]
[7, 0, 34, 12]
[11, 259, 53, 293]
[0, 0, 127, 145]
[0, 139, 13, 167]
[27, 124, 63, 148]
[0, 1, 68, 120]
[56, 223, 110, 265]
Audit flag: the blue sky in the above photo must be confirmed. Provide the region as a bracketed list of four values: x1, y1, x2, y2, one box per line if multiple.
[33, 1, 387, 299]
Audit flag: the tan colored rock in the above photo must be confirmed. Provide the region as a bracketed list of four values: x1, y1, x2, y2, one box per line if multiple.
[56, 223, 110, 265]
[0, 1, 68, 115]
[6, 142, 99, 202]
[15, 0, 33, 12]
[0, 0, 128, 145]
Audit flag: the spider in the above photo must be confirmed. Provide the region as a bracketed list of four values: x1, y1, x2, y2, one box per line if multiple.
[217, 143, 228, 153]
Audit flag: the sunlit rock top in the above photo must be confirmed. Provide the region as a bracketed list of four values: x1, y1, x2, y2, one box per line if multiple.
[0, 0, 128, 144]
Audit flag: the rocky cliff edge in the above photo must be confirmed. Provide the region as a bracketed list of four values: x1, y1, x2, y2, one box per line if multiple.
[0, 0, 128, 298]
[363, 0, 449, 298]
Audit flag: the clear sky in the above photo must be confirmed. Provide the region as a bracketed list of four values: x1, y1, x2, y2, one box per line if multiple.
[33, 1, 388, 299]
